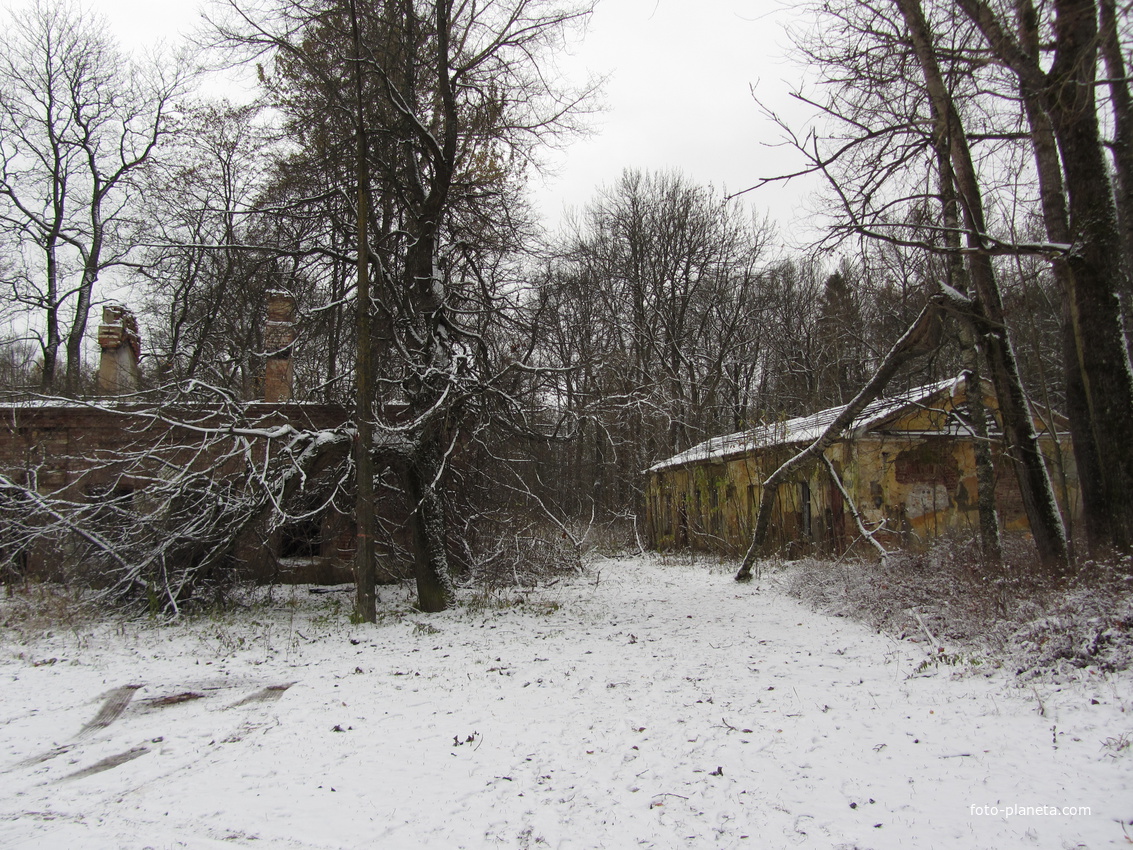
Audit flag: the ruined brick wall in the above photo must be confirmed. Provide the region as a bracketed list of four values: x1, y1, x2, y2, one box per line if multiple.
[263, 291, 297, 404]
[0, 402, 380, 584]
[96, 305, 141, 395]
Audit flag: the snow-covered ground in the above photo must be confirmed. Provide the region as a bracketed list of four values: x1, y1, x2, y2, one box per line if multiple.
[0, 555, 1130, 849]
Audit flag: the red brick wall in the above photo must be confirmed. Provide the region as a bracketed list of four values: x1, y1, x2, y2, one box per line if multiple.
[0, 402, 377, 585]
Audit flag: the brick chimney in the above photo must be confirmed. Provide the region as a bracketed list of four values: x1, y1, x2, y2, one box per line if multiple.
[97, 304, 141, 394]
[264, 290, 297, 403]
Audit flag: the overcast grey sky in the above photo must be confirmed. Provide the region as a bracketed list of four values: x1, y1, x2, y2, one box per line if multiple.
[88, 0, 814, 234]
[530, 0, 810, 229]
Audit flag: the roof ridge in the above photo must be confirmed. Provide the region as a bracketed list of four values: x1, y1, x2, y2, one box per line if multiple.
[646, 375, 965, 473]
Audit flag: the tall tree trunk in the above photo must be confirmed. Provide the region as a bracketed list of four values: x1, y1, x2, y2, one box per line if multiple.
[40, 180, 67, 390]
[1015, 6, 1108, 554]
[381, 0, 460, 613]
[349, 0, 377, 623]
[1099, 0, 1133, 284]
[898, 0, 1068, 571]
[42, 238, 61, 390]
[960, 0, 1133, 553]
[935, 130, 1002, 566]
[65, 205, 102, 395]
[1047, 0, 1133, 551]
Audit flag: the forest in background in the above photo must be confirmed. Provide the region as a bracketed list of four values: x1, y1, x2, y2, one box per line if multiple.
[1, 0, 1131, 615]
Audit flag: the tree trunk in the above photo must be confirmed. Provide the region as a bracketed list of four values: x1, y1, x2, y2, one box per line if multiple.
[959, 0, 1133, 554]
[41, 195, 65, 390]
[1012, 8, 1108, 553]
[65, 209, 101, 396]
[349, 0, 377, 623]
[935, 133, 1002, 566]
[404, 436, 455, 613]
[1047, 0, 1133, 551]
[42, 240, 60, 390]
[1099, 0, 1133, 285]
[897, 0, 1069, 572]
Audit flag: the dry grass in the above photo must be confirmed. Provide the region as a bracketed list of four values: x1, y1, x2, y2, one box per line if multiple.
[464, 524, 582, 590]
[780, 540, 1133, 677]
[0, 581, 107, 636]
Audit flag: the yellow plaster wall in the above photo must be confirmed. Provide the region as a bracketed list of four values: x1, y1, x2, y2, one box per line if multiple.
[645, 390, 1078, 555]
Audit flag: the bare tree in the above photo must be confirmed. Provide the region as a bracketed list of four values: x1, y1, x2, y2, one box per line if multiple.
[208, 0, 597, 614]
[736, 0, 1071, 567]
[0, 0, 190, 392]
[539, 169, 773, 519]
[135, 101, 296, 396]
[955, 0, 1133, 554]
[895, 0, 1067, 569]
[735, 296, 945, 580]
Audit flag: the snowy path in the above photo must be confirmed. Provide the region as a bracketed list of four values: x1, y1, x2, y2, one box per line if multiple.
[0, 555, 1129, 849]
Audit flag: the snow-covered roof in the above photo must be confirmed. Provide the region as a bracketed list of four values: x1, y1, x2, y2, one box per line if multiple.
[647, 376, 964, 473]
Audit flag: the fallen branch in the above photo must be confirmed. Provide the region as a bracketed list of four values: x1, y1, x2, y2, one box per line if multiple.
[821, 454, 888, 562]
[910, 607, 943, 653]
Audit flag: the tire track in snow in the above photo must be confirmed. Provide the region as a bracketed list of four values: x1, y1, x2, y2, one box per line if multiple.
[77, 684, 142, 738]
[5, 681, 295, 781]
[61, 745, 150, 781]
[229, 682, 294, 707]
[6, 684, 143, 772]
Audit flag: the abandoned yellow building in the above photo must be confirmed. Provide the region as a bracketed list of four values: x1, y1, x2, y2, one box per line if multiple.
[644, 375, 1078, 556]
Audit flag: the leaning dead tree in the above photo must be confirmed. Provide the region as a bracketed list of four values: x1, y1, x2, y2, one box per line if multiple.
[734, 297, 943, 581]
[734, 0, 1072, 577]
[735, 279, 1070, 581]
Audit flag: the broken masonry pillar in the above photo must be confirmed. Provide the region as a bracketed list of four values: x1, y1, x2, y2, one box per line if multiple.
[264, 290, 297, 403]
[97, 304, 141, 394]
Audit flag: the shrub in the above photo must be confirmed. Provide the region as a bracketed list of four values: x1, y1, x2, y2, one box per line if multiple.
[782, 540, 1133, 675]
